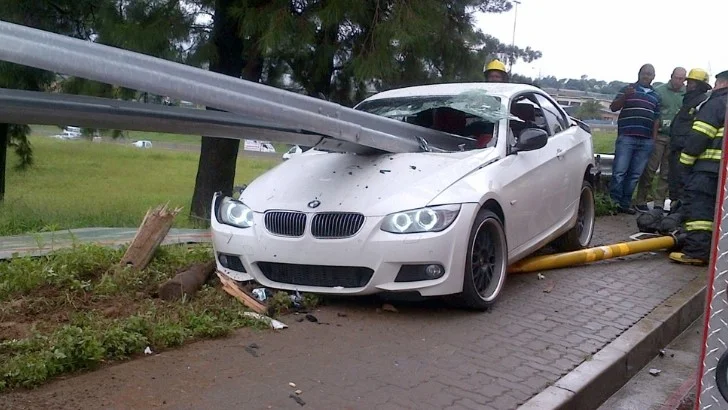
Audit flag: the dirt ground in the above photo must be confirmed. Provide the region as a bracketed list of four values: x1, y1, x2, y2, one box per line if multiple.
[0, 214, 704, 410]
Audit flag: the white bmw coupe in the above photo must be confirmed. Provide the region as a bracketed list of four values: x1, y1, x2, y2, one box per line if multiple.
[211, 83, 597, 310]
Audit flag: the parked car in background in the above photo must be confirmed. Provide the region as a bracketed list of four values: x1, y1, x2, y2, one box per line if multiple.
[244, 140, 276, 153]
[132, 140, 152, 149]
[211, 83, 598, 310]
[51, 126, 82, 140]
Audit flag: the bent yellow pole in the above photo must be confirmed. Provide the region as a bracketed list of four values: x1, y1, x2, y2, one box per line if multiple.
[507, 236, 677, 274]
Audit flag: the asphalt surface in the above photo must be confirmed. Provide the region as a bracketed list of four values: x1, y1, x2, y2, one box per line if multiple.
[0, 214, 706, 410]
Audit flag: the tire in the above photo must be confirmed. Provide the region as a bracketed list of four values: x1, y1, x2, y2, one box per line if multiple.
[456, 209, 508, 311]
[554, 180, 596, 252]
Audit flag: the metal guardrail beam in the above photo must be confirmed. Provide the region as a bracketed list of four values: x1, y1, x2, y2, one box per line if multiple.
[0, 88, 374, 153]
[0, 20, 470, 154]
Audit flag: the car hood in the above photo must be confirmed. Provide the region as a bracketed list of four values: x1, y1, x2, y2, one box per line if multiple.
[241, 148, 498, 216]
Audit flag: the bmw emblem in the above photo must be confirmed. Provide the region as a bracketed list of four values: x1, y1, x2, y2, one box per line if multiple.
[307, 200, 321, 209]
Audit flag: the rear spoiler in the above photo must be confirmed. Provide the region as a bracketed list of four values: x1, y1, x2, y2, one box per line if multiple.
[569, 116, 591, 134]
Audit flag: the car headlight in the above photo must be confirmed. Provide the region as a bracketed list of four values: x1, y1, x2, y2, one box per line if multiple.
[217, 196, 255, 228]
[381, 204, 461, 234]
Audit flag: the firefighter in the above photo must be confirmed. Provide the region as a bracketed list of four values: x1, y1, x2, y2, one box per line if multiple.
[669, 70, 728, 265]
[483, 59, 509, 83]
[667, 68, 712, 203]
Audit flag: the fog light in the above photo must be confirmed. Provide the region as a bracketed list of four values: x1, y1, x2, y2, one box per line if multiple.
[217, 253, 246, 273]
[219, 254, 229, 268]
[425, 264, 445, 279]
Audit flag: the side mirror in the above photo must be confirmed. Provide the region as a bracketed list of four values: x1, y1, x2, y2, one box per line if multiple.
[514, 128, 548, 152]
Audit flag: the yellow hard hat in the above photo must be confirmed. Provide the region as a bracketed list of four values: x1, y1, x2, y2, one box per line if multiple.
[484, 59, 507, 73]
[687, 68, 710, 84]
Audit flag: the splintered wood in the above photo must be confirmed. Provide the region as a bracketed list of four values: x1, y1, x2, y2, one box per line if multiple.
[216, 271, 267, 314]
[120, 203, 181, 270]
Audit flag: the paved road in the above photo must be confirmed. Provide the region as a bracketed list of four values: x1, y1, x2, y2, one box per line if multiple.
[2, 214, 705, 410]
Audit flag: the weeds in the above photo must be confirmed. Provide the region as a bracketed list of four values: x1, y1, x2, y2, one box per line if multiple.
[0, 243, 264, 392]
[595, 192, 619, 216]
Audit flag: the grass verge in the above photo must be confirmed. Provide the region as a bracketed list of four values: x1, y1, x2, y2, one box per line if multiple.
[0, 242, 266, 392]
[0, 136, 280, 235]
[592, 130, 616, 154]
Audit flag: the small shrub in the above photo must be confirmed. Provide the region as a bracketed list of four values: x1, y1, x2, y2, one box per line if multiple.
[595, 192, 619, 216]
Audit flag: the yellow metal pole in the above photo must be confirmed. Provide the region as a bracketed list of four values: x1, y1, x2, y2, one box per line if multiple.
[507, 236, 677, 274]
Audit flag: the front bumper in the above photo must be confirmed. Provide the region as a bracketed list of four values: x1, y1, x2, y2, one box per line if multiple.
[210, 197, 478, 297]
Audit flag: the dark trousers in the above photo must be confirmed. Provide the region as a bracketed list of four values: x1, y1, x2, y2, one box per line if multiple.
[682, 171, 719, 261]
[668, 148, 685, 201]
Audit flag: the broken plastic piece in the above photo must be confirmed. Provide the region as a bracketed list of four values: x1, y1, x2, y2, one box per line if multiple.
[144, 346, 153, 355]
[243, 312, 288, 330]
[537, 273, 545, 280]
[649, 368, 661, 376]
[252, 288, 268, 302]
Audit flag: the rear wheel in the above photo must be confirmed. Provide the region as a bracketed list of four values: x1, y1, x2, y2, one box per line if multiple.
[457, 209, 508, 310]
[554, 180, 595, 252]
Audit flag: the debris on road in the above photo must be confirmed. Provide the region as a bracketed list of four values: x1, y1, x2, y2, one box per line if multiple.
[289, 382, 297, 388]
[543, 281, 555, 293]
[158, 261, 216, 301]
[305, 314, 318, 323]
[244, 343, 260, 357]
[243, 312, 288, 330]
[659, 349, 667, 357]
[289, 393, 306, 406]
[537, 273, 545, 280]
[649, 368, 662, 376]
[252, 288, 269, 302]
[120, 203, 181, 270]
[144, 346, 153, 355]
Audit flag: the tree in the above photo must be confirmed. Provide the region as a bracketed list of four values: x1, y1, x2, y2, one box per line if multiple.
[189, 0, 267, 222]
[574, 99, 603, 120]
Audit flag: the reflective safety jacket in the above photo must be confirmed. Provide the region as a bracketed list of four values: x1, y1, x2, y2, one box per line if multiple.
[669, 89, 710, 150]
[679, 88, 728, 174]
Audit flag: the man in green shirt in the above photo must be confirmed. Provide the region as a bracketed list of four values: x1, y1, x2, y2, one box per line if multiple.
[635, 67, 686, 212]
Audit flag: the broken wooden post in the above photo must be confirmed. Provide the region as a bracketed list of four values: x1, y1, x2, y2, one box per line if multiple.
[216, 271, 268, 315]
[120, 203, 181, 270]
[158, 261, 216, 301]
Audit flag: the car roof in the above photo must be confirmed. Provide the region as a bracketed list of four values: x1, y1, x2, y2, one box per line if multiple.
[359, 82, 543, 103]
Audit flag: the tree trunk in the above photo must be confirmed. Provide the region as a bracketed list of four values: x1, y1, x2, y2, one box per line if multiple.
[189, 0, 248, 223]
[0, 123, 8, 202]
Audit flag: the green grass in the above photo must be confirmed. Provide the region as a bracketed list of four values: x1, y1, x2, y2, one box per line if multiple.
[30, 125, 290, 153]
[0, 242, 270, 391]
[1, 136, 279, 235]
[592, 130, 616, 154]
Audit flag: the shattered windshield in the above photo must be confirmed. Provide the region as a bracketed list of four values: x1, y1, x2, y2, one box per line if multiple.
[355, 89, 512, 123]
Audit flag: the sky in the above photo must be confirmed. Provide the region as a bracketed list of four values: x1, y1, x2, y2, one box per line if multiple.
[474, 0, 728, 84]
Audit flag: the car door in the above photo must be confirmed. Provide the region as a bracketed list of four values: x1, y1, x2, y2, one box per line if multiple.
[533, 93, 583, 220]
[495, 93, 563, 252]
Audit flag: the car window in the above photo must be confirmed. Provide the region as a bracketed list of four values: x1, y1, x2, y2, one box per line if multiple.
[535, 94, 568, 135]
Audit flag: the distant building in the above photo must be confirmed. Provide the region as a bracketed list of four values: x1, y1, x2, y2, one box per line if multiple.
[543, 87, 618, 123]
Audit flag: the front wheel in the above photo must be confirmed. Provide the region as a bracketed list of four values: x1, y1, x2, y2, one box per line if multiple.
[554, 180, 596, 252]
[457, 209, 508, 310]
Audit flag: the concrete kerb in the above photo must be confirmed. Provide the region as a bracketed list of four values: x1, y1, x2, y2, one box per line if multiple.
[518, 275, 706, 410]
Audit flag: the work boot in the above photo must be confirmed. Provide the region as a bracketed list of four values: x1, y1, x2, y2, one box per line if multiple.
[668, 252, 708, 266]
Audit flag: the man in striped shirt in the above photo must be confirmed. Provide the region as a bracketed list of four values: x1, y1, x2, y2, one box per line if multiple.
[608, 64, 661, 214]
